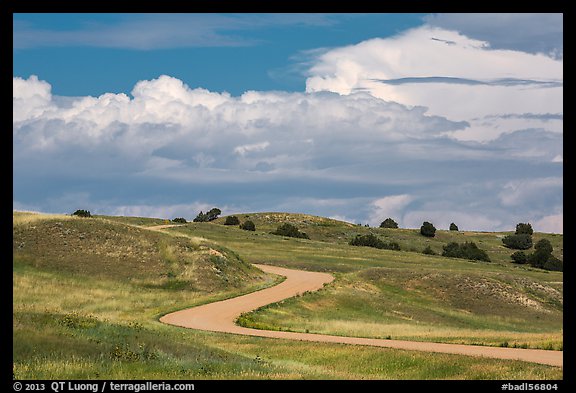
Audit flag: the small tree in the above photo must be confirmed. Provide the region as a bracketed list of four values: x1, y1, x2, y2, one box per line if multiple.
[224, 216, 240, 225]
[72, 209, 91, 218]
[240, 220, 256, 231]
[449, 223, 459, 231]
[380, 218, 398, 229]
[193, 208, 222, 222]
[528, 239, 554, 269]
[420, 221, 436, 237]
[515, 223, 534, 235]
[171, 217, 187, 223]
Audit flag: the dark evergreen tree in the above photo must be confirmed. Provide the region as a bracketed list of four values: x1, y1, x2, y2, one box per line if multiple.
[272, 223, 309, 239]
[510, 251, 528, 264]
[515, 223, 534, 235]
[449, 223, 459, 231]
[72, 209, 91, 218]
[502, 234, 533, 250]
[240, 220, 256, 231]
[224, 216, 240, 225]
[420, 221, 436, 237]
[380, 218, 399, 229]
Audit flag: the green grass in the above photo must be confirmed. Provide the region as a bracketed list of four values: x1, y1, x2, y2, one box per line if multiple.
[13, 211, 563, 379]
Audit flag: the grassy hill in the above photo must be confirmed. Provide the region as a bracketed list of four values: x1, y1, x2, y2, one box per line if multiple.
[13, 211, 563, 379]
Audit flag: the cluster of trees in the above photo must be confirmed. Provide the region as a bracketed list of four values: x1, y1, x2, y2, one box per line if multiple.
[193, 208, 221, 222]
[349, 233, 400, 251]
[500, 222, 561, 271]
[171, 217, 187, 223]
[502, 223, 533, 250]
[72, 209, 92, 218]
[510, 238, 562, 271]
[271, 223, 309, 239]
[223, 215, 256, 231]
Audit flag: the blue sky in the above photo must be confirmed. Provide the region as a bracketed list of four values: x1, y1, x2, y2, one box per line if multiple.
[13, 13, 563, 232]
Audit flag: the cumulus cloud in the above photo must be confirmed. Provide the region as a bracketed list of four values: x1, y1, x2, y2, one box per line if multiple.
[304, 25, 562, 142]
[368, 195, 414, 227]
[13, 72, 562, 233]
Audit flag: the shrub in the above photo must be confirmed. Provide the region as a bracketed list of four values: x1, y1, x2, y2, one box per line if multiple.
[240, 220, 256, 231]
[420, 221, 436, 237]
[502, 234, 533, 250]
[349, 233, 401, 250]
[224, 216, 240, 225]
[272, 223, 309, 239]
[510, 251, 528, 264]
[543, 256, 563, 272]
[442, 241, 491, 262]
[72, 209, 91, 218]
[449, 223, 459, 231]
[379, 218, 398, 229]
[171, 217, 187, 223]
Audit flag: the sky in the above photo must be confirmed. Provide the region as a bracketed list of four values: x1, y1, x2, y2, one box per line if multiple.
[13, 13, 563, 233]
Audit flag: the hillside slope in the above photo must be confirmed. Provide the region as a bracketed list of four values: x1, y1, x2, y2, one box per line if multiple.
[13, 212, 266, 291]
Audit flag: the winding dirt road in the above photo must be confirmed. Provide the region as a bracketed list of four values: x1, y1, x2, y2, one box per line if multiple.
[160, 264, 562, 367]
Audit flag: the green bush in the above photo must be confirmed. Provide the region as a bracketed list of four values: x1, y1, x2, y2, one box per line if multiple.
[171, 217, 187, 223]
[449, 223, 459, 231]
[420, 221, 436, 237]
[442, 241, 490, 262]
[272, 223, 309, 239]
[224, 216, 240, 225]
[349, 233, 401, 251]
[240, 220, 256, 231]
[422, 245, 436, 255]
[502, 234, 533, 250]
[72, 209, 91, 218]
[510, 251, 528, 264]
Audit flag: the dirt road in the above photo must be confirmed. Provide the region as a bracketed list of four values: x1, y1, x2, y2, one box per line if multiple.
[160, 264, 562, 367]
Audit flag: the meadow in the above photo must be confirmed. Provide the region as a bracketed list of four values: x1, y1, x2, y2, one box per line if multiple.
[13, 211, 563, 379]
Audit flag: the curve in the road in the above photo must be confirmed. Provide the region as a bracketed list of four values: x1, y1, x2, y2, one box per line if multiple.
[159, 264, 562, 367]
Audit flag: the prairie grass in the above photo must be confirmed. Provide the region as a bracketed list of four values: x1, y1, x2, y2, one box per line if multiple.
[13, 212, 563, 380]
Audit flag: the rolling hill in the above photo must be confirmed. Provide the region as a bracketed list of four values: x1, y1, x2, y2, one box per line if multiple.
[12, 210, 563, 379]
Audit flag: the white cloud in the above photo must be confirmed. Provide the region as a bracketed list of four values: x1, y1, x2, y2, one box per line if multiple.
[368, 195, 413, 227]
[13, 73, 562, 233]
[498, 177, 563, 207]
[304, 25, 562, 142]
[424, 13, 563, 58]
[533, 214, 563, 234]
